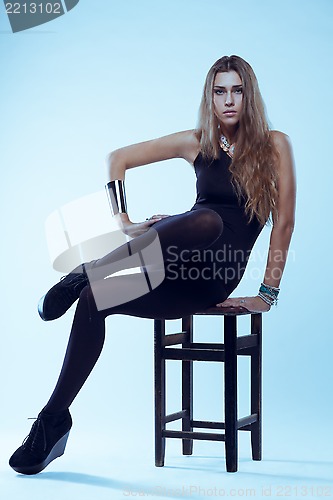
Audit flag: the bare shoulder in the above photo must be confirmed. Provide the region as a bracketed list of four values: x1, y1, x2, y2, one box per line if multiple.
[270, 130, 292, 152]
[141, 128, 200, 165]
[174, 129, 200, 164]
[270, 130, 296, 182]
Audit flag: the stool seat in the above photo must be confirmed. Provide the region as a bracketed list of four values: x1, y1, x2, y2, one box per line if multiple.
[154, 305, 262, 473]
[195, 305, 253, 315]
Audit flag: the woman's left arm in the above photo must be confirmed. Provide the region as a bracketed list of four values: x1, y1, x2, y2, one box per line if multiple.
[217, 131, 296, 312]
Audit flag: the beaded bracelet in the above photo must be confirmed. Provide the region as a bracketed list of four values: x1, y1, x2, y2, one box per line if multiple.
[258, 282, 280, 306]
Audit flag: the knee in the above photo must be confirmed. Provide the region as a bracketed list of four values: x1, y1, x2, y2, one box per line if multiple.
[78, 283, 96, 308]
[191, 209, 223, 244]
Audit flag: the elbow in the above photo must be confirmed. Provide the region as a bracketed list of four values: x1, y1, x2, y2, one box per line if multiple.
[273, 218, 295, 236]
[105, 151, 112, 164]
[105, 149, 127, 179]
[105, 149, 121, 165]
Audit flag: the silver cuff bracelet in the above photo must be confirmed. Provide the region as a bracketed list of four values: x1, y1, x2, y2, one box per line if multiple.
[106, 180, 128, 216]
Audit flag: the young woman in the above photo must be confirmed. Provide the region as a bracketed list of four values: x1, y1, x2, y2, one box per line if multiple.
[9, 55, 296, 475]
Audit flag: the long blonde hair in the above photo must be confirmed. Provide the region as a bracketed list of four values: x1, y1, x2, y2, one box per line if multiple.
[197, 55, 279, 225]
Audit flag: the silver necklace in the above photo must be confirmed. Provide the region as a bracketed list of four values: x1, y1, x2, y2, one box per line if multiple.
[220, 134, 235, 157]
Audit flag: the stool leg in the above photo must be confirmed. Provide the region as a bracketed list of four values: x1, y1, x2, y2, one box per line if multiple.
[224, 315, 238, 472]
[182, 316, 193, 455]
[250, 313, 262, 461]
[154, 319, 166, 466]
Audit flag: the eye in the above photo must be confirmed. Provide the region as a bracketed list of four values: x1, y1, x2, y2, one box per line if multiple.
[234, 88, 243, 94]
[214, 89, 224, 95]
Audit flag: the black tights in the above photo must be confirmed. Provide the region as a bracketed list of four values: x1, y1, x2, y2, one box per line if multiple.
[44, 208, 226, 413]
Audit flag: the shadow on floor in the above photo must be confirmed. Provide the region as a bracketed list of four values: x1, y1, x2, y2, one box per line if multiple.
[15, 471, 204, 499]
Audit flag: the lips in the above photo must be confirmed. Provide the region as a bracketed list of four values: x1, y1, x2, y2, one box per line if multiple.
[223, 111, 237, 115]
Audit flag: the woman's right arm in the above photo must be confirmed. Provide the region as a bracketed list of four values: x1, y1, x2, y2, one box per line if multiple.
[106, 129, 199, 180]
[105, 130, 200, 236]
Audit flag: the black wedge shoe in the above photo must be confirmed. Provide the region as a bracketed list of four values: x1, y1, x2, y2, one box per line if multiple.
[9, 408, 72, 475]
[38, 264, 89, 321]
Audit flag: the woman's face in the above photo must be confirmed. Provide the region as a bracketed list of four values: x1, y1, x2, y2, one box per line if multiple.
[213, 70, 243, 130]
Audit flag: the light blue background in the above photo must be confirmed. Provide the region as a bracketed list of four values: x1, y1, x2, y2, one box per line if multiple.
[1, 0, 332, 498]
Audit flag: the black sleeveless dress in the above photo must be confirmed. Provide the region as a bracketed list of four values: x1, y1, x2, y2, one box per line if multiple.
[189, 149, 264, 297]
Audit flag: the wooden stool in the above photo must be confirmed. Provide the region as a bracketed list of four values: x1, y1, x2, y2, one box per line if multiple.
[154, 306, 262, 472]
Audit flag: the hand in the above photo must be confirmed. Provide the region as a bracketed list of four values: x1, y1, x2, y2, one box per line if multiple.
[122, 214, 170, 238]
[216, 295, 271, 313]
